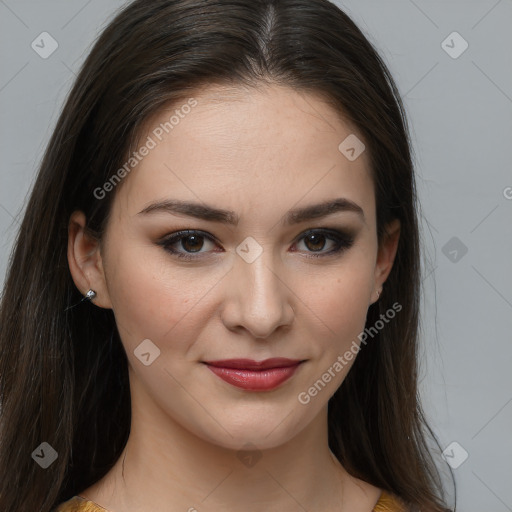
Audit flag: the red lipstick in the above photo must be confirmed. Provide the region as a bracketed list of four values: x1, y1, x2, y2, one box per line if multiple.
[204, 358, 303, 391]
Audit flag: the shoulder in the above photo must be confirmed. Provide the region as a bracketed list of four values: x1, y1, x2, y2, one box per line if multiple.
[54, 495, 109, 512]
[373, 490, 409, 512]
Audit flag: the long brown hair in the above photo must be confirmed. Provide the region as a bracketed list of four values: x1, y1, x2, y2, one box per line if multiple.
[0, 1, 454, 510]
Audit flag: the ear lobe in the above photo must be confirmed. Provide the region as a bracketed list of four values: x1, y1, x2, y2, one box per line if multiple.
[374, 218, 401, 290]
[67, 210, 112, 309]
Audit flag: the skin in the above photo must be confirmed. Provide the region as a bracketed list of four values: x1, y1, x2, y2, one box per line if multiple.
[68, 83, 400, 512]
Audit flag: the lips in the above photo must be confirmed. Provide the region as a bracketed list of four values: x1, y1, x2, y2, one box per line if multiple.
[203, 358, 304, 391]
[205, 358, 302, 370]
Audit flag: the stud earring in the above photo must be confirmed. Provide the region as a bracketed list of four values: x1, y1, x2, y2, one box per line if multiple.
[84, 289, 97, 301]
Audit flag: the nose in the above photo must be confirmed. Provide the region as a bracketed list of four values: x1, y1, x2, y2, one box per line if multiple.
[220, 248, 295, 339]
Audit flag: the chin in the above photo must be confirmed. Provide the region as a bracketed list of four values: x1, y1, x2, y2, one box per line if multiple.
[191, 413, 306, 452]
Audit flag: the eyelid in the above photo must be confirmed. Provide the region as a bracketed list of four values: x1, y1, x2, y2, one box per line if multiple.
[158, 227, 356, 260]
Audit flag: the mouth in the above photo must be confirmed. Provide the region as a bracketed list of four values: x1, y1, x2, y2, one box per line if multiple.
[203, 358, 305, 391]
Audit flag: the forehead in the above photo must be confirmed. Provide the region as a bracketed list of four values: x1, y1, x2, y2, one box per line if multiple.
[112, 84, 374, 224]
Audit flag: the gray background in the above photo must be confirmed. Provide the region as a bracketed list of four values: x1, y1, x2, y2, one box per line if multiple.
[1, 1, 511, 510]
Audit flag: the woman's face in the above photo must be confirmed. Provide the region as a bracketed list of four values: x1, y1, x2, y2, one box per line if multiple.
[77, 84, 398, 451]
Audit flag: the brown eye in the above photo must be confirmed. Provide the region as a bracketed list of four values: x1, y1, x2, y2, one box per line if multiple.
[294, 229, 355, 258]
[303, 233, 328, 252]
[180, 234, 205, 253]
[159, 230, 219, 260]
[159, 228, 355, 262]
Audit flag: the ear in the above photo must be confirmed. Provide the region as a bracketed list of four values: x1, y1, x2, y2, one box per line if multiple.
[371, 218, 401, 304]
[67, 210, 112, 309]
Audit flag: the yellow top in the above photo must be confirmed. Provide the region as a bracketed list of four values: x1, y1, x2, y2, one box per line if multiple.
[54, 490, 407, 511]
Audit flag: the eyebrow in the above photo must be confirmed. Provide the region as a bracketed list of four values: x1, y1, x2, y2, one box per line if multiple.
[137, 197, 365, 225]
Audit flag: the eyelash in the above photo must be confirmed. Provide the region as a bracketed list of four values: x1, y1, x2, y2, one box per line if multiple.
[157, 228, 355, 261]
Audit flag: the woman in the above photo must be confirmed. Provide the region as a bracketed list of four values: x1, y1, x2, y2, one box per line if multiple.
[0, 1, 454, 511]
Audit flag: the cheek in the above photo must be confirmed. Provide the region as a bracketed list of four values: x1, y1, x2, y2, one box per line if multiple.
[302, 260, 373, 324]
[105, 245, 218, 353]
[293, 257, 374, 366]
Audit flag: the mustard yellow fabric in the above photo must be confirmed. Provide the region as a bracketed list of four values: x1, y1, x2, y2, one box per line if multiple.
[54, 495, 107, 511]
[373, 490, 408, 511]
[55, 490, 407, 511]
